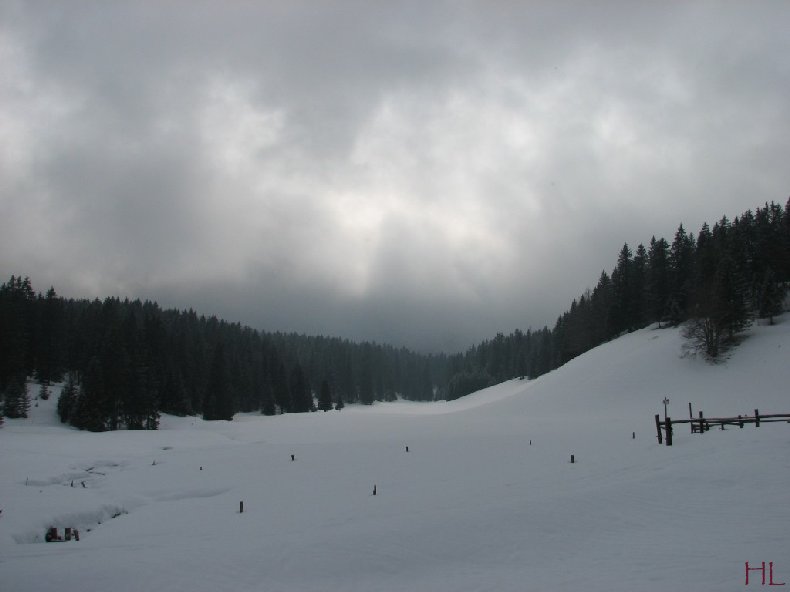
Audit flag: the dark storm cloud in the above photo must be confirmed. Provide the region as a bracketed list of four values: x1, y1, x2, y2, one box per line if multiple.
[1, 1, 789, 352]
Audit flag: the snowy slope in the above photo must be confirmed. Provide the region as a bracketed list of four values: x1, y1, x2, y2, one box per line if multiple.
[1, 318, 789, 592]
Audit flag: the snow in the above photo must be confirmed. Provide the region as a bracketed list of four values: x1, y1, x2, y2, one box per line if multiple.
[2, 318, 789, 591]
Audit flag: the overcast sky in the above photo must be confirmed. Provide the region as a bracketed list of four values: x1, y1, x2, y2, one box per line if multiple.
[1, 1, 789, 352]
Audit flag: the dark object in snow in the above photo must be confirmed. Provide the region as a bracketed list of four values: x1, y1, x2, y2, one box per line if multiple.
[291, 454, 295, 461]
[405, 446, 409, 452]
[45, 527, 80, 542]
[240, 501, 244, 513]
[632, 432, 636, 439]
[570, 454, 575, 464]
[373, 484, 377, 496]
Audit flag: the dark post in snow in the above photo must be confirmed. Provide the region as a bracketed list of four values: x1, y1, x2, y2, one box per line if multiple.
[632, 431, 635, 440]
[755, 409, 760, 428]
[664, 417, 672, 446]
[738, 414, 744, 428]
[240, 501, 244, 514]
[655, 414, 663, 445]
[291, 454, 295, 461]
[405, 446, 409, 452]
[689, 402, 694, 434]
[570, 454, 575, 464]
[698, 411, 705, 435]
[373, 484, 377, 496]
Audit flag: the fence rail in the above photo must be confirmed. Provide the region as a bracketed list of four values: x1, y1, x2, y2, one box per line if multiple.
[654, 408, 790, 446]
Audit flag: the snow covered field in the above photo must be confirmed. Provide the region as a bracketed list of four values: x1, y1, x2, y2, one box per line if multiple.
[2, 318, 789, 591]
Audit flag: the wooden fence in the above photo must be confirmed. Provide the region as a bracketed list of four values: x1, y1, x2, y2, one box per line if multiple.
[654, 407, 790, 446]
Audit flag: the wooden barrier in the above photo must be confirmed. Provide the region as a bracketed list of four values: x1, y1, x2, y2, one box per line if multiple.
[655, 409, 790, 446]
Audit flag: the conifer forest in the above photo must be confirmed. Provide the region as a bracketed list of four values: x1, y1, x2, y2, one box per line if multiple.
[2, 199, 788, 430]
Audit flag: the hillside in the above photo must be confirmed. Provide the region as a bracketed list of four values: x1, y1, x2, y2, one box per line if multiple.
[1, 317, 789, 591]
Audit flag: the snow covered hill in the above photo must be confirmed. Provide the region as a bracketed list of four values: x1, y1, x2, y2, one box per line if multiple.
[2, 318, 789, 592]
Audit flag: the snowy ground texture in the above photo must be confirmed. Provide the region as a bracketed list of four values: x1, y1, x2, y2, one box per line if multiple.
[2, 318, 789, 592]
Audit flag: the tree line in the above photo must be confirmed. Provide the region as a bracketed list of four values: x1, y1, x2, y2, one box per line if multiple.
[443, 199, 790, 399]
[0, 283, 443, 430]
[1, 198, 788, 427]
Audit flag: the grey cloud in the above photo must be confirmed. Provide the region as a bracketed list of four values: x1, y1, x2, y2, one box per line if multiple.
[1, 1, 789, 352]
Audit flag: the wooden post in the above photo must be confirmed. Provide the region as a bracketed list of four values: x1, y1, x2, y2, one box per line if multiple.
[291, 454, 295, 461]
[665, 417, 672, 446]
[632, 431, 635, 440]
[240, 501, 244, 513]
[655, 414, 663, 444]
[373, 484, 377, 496]
[689, 402, 694, 433]
[698, 411, 704, 435]
[571, 454, 575, 463]
[755, 409, 760, 428]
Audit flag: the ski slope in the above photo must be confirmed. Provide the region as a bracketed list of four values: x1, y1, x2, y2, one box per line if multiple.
[2, 318, 789, 591]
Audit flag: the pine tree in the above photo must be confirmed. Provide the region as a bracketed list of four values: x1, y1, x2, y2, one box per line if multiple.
[272, 359, 291, 413]
[631, 243, 648, 329]
[260, 355, 277, 416]
[646, 237, 671, 325]
[204, 343, 233, 421]
[610, 243, 633, 336]
[72, 357, 108, 431]
[684, 255, 750, 358]
[756, 267, 786, 324]
[669, 224, 695, 323]
[35, 287, 66, 384]
[289, 363, 311, 413]
[57, 372, 79, 424]
[318, 379, 333, 412]
[3, 377, 30, 418]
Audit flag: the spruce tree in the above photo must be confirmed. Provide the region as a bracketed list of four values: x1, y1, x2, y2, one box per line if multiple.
[610, 243, 633, 336]
[757, 267, 786, 324]
[647, 237, 671, 325]
[289, 363, 311, 413]
[72, 357, 108, 431]
[58, 372, 79, 424]
[272, 360, 291, 413]
[631, 244, 648, 329]
[204, 343, 233, 421]
[3, 377, 30, 418]
[669, 224, 695, 323]
[318, 379, 333, 412]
